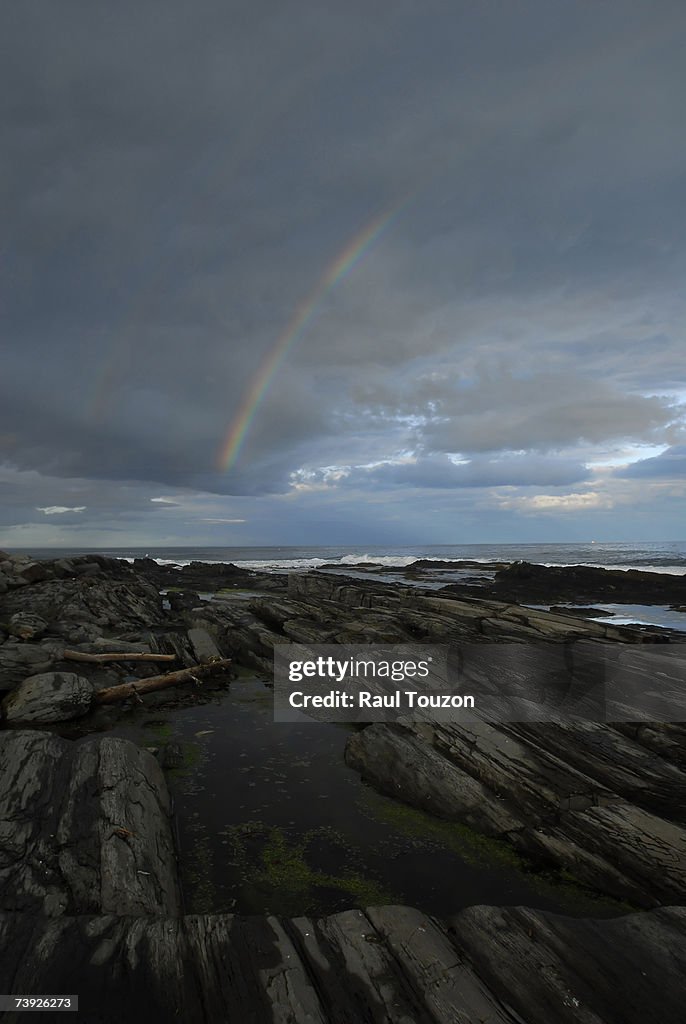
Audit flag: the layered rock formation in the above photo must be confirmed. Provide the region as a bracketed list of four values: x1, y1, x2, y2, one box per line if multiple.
[443, 558, 686, 606]
[0, 729, 683, 1023]
[1, 554, 685, 1021]
[0, 901, 683, 1023]
[146, 570, 683, 909]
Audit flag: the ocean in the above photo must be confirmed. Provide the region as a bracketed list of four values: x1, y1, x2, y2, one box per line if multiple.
[16, 539, 686, 574]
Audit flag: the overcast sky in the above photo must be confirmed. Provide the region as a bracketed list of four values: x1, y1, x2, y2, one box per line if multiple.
[2, 0, 685, 548]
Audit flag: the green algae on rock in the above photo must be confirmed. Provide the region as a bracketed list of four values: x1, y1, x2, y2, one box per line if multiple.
[358, 785, 636, 916]
[217, 822, 392, 916]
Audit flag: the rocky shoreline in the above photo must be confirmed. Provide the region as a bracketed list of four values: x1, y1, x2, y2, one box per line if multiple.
[0, 549, 684, 1022]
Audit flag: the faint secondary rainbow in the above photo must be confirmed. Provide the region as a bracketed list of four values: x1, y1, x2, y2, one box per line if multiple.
[217, 198, 408, 471]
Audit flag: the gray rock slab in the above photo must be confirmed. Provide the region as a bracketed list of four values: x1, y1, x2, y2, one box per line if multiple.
[345, 718, 686, 907]
[506, 721, 686, 823]
[453, 904, 686, 1024]
[346, 723, 523, 835]
[527, 802, 686, 906]
[187, 626, 223, 663]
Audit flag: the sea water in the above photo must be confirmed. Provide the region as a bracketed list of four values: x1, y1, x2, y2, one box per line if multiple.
[18, 539, 686, 574]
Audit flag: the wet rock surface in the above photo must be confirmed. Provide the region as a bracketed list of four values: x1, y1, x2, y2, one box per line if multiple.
[0, 552, 685, 1021]
[0, 903, 683, 1024]
[136, 555, 288, 594]
[2, 671, 94, 723]
[345, 720, 686, 907]
[0, 730, 179, 917]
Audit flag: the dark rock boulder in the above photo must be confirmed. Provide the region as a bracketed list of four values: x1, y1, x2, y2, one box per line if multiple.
[0, 641, 56, 691]
[52, 557, 76, 577]
[133, 556, 166, 572]
[166, 589, 200, 611]
[16, 561, 53, 584]
[446, 559, 686, 605]
[7, 612, 49, 640]
[70, 560, 102, 577]
[52, 621, 104, 645]
[131, 555, 288, 594]
[2, 671, 94, 723]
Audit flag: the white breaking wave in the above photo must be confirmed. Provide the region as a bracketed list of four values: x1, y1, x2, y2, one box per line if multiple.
[232, 554, 505, 570]
[121, 556, 226, 568]
[233, 554, 421, 570]
[234, 558, 329, 570]
[122, 553, 686, 575]
[338, 553, 418, 566]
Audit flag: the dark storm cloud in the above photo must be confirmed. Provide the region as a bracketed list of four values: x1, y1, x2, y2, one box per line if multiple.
[418, 378, 679, 454]
[2, 0, 686, 542]
[350, 368, 681, 454]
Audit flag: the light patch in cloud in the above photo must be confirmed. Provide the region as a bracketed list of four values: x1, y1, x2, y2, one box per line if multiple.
[587, 443, 671, 470]
[291, 453, 590, 492]
[498, 491, 614, 513]
[617, 445, 686, 480]
[150, 497, 180, 505]
[200, 517, 246, 523]
[289, 465, 354, 492]
[36, 505, 87, 515]
[288, 481, 337, 494]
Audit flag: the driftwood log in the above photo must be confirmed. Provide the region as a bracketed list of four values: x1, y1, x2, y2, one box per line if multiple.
[63, 650, 177, 664]
[95, 658, 232, 705]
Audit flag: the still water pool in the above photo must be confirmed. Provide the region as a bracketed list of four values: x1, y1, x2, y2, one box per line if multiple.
[109, 677, 629, 919]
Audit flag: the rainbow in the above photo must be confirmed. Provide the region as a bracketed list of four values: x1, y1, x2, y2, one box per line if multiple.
[217, 198, 407, 471]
